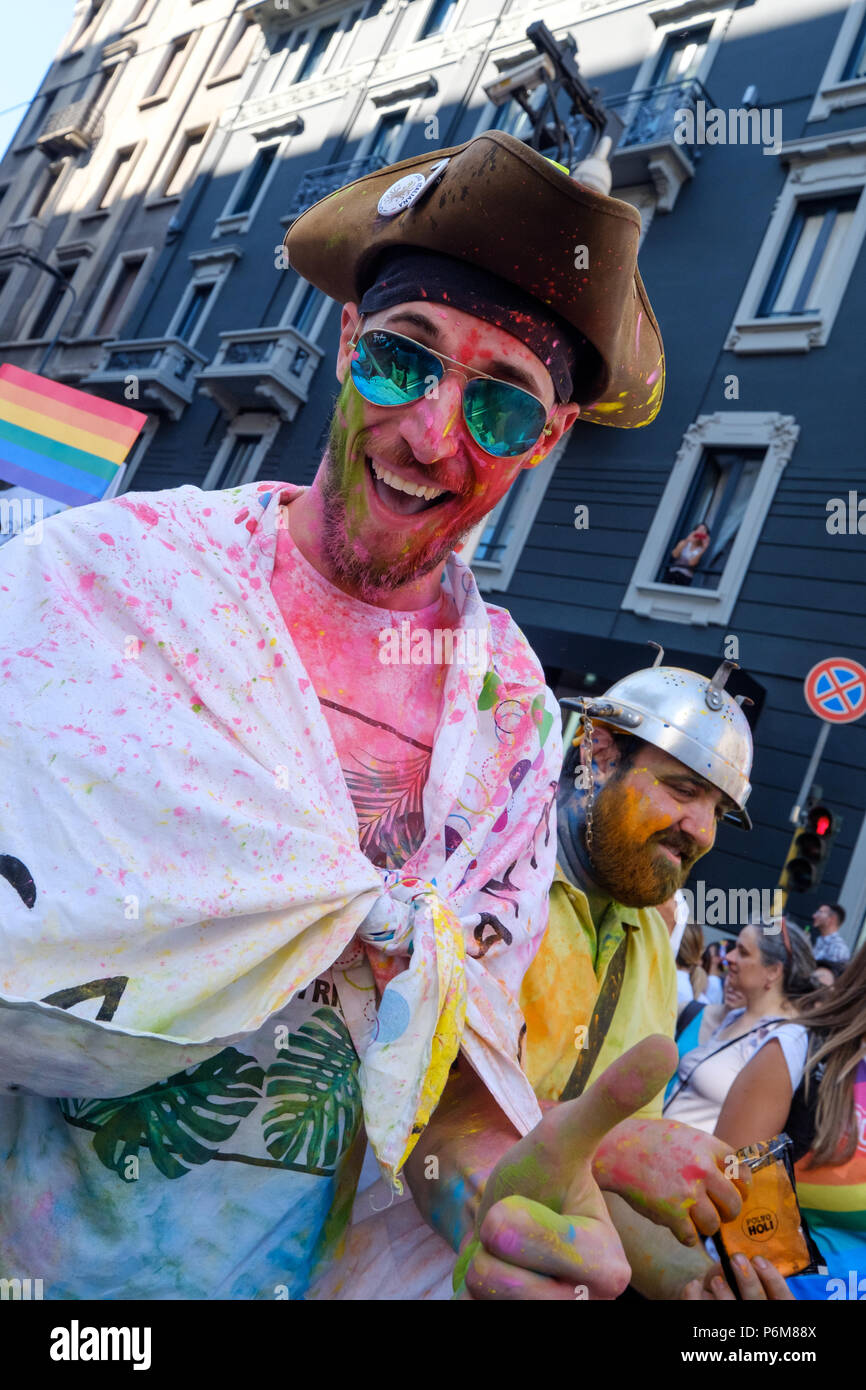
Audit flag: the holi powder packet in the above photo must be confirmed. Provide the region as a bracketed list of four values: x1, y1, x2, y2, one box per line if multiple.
[716, 1133, 822, 1285]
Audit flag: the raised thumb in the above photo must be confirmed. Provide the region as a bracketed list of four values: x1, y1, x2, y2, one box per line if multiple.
[479, 1034, 677, 1220]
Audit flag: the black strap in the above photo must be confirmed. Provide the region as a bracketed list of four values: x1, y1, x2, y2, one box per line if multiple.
[675, 999, 704, 1041]
[663, 1017, 785, 1114]
[560, 929, 630, 1102]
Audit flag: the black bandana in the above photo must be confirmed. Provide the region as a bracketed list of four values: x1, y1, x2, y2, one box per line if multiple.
[358, 247, 588, 404]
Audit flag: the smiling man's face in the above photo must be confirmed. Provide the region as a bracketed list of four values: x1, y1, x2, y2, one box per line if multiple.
[588, 744, 731, 907]
[310, 299, 580, 604]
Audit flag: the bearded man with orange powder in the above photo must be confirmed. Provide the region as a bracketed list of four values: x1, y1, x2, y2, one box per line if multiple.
[312, 660, 795, 1300]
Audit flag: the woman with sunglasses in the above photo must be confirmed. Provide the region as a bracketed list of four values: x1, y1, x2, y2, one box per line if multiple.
[664, 920, 816, 1138]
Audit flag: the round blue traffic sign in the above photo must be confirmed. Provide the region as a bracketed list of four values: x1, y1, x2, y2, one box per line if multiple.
[805, 657, 866, 723]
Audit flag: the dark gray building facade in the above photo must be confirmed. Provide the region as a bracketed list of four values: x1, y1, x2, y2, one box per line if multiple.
[2, 0, 865, 939]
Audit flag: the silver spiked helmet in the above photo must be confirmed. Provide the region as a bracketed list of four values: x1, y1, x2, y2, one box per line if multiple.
[561, 647, 754, 829]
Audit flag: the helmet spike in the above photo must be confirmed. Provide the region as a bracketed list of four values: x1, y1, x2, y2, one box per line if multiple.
[647, 641, 665, 668]
[706, 658, 739, 710]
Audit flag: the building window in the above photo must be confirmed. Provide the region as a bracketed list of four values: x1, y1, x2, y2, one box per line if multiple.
[810, 0, 866, 120]
[203, 416, 281, 492]
[97, 146, 136, 208]
[143, 34, 193, 104]
[16, 91, 54, 149]
[116, 416, 158, 493]
[655, 448, 764, 590]
[96, 254, 147, 336]
[626, 2, 737, 122]
[471, 442, 565, 593]
[28, 261, 79, 340]
[124, 0, 155, 26]
[30, 162, 64, 219]
[843, 10, 866, 79]
[69, 0, 105, 52]
[294, 22, 339, 83]
[272, 28, 306, 56]
[621, 413, 799, 627]
[289, 283, 321, 336]
[487, 87, 547, 141]
[756, 193, 859, 318]
[474, 473, 528, 566]
[162, 129, 206, 198]
[230, 143, 278, 215]
[726, 138, 866, 354]
[648, 24, 713, 88]
[209, 434, 262, 491]
[173, 282, 216, 343]
[369, 110, 408, 164]
[210, 16, 259, 83]
[418, 0, 459, 41]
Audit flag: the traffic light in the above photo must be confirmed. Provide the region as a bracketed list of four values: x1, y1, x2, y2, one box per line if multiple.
[779, 801, 842, 895]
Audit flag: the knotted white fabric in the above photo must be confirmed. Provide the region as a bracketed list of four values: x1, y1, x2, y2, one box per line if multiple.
[0, 482, 559, 1180]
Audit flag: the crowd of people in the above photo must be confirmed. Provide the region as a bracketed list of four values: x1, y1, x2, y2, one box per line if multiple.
[671, 908, 865, 1299]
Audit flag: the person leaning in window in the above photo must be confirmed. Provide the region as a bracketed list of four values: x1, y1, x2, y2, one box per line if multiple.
[665, 522, 710, 586]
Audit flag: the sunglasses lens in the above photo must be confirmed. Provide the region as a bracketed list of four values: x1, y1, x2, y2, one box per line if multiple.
[463, 379, 548, 458]
[350, 330, 440, 407]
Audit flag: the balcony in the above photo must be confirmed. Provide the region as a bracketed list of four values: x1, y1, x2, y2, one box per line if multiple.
[198, 325, 323, 420]
[36, 100, 104, 158]
[604, 77, 712, 212]
[0, 219, 46, 258]
[286, 153, 389, 221]
[240, 0, 336, 24]
[84, 338, 207, 421]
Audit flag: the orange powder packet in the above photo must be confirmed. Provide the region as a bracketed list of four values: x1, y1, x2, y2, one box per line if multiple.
[716, 1134, 814, 1279]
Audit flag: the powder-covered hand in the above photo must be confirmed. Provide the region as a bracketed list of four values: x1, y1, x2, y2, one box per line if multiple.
[456, 1034, 678, 1300]
[591, 1116, 749, 1246]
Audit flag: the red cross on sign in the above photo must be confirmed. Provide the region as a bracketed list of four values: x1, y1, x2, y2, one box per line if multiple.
[804, 657, 866, 724]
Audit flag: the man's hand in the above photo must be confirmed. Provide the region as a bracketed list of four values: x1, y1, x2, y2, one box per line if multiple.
[592, 1116, 750, 1246]
[460, 1035, 678, 1300]
[681, 1255, 794, 1301]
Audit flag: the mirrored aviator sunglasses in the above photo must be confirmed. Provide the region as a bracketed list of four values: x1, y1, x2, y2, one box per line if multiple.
[348, 328, 551, 459]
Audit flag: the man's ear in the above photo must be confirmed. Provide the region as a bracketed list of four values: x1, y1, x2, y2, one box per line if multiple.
[523, 401, 581, 469]
[582, 723, 623, 784]
[336, 302, 361, 385]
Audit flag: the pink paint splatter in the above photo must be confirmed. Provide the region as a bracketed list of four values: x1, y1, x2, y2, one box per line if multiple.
[119, 500, 160, 527]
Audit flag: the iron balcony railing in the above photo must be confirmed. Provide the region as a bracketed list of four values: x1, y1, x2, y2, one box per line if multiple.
[287, 153, 390, 220]
[36, 100, 104, 157]
[103, 342, 198, 383]
[604, 76, 713, 150]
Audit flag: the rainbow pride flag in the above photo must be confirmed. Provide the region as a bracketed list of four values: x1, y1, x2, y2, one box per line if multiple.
[0, 363, 146, 507]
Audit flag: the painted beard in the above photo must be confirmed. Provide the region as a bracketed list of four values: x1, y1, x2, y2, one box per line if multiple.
[319, 384, 483, 602]
[587, 773, 704, 908]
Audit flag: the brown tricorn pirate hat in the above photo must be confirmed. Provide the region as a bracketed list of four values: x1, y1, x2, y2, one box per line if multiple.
[283, 129, 664, 428]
